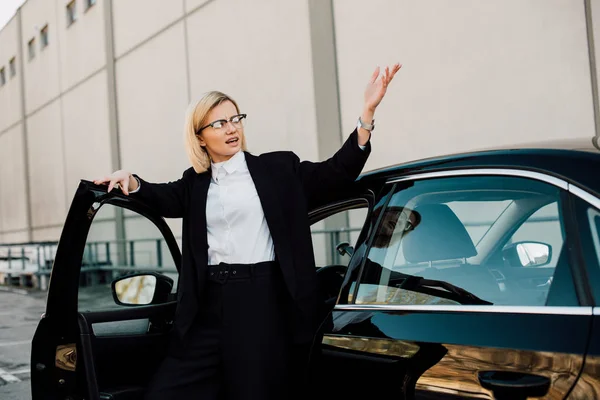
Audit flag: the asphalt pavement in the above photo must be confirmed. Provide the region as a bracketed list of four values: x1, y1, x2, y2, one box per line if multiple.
[0, 287, 47, 400]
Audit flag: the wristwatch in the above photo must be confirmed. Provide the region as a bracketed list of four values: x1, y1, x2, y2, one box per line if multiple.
[357, 116, 375, 132]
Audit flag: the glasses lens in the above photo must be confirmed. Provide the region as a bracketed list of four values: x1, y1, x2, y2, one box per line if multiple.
[212, 121, 224, 129]
[231, 115, 245, 127]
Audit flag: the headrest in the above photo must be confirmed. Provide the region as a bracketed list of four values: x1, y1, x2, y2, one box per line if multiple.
[402, 203, 477, 263]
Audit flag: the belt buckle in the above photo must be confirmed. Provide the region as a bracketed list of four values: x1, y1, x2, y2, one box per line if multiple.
[216, 263, 230, 284]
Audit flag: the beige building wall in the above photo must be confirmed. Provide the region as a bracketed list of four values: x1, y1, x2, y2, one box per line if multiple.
[334, 0, 596, 171]
[590, 0, 600, 113]
[26, 99, 66, 230]
[0, 17, 22, 131]
[186, 0, 319, 160]
[116, 21, 190, 182]
[112, 0, 184, 58]
[62, 70, 112, 197]
[56, 0, 107, 91]
[0, 124, 28, 237]
[20, 0, 61, 114]
[0, 16, 28, 245]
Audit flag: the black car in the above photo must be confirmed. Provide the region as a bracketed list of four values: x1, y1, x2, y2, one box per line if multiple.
[31, 138, 600, 400]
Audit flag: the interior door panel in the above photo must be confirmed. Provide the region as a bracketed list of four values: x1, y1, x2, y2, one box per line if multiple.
[78, 302, 177, 399]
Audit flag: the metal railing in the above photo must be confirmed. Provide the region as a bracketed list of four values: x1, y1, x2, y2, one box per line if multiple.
[0, 228, 361, 290]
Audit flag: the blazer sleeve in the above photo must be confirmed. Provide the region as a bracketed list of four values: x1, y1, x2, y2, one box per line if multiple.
[130, 168, 194, 218]
[293, 128, 371, 209]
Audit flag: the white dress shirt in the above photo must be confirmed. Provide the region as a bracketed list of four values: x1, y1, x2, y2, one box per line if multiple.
[131, 140, 368, 265]
[206, 150, 275, 265]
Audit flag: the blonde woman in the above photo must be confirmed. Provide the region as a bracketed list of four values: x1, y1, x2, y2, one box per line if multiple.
[94, 63, 401, 400]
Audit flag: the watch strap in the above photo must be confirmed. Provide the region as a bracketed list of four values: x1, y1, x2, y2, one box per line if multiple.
[358, 116, 375, 131]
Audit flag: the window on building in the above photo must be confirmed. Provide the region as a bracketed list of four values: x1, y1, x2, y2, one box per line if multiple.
[40, 25, 49, 49]
[9, 57, 16, 78]
[66, 0, 76, 26]
[85, 0, 96, 11]
[0, 67, 6, 86]
[28, 38, 35, 60]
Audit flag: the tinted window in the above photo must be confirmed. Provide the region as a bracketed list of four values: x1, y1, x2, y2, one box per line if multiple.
[355, 176, 565, 307]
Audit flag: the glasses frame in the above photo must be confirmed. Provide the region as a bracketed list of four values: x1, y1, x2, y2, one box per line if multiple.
[197, 113, 247, 134]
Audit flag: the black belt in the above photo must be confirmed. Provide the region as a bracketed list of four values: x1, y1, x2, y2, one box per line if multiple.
[207, 261, 278, 284]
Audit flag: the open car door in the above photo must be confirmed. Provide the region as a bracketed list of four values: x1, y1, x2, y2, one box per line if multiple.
[31, 181, 182, 400]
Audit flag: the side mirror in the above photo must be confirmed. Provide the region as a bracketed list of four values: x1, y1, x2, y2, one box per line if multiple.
[502, 241, 551, 268]
[111, 272, 174, 306]
[336, 242, 354, 257]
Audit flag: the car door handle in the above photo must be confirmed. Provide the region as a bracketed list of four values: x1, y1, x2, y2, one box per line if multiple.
[478, 370, 550, 400]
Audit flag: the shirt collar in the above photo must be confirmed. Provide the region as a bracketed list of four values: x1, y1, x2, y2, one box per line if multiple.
[211, 150, 246, 180]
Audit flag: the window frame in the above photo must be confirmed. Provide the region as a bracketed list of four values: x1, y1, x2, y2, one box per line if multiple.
[8, 57, 16, 78]
[40, 24, 49, 49]
[27, 38, 35, 60]
[348, 168, 593, 309]
[85, 0, 96, 12]
[66, 0, 77, 27]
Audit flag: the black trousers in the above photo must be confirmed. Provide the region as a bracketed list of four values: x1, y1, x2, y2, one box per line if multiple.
[144, 261, 297, 400]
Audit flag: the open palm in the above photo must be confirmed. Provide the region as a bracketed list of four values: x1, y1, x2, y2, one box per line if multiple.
[364, 63, 402, 112]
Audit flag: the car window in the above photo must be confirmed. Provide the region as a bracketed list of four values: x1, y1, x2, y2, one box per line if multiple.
[311, 206, 368, 268]
[78, 204, 178, 312]
[354, 176, 566, 307]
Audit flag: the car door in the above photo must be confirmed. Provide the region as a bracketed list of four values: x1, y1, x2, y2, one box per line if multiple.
[318, 170, 592, 400]
[31, 181, 182, 400]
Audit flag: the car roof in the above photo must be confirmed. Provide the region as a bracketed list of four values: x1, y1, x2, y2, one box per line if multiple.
[359, 136, 600, 196]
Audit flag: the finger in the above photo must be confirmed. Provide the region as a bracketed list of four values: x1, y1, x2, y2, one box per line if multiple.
[121, 179, 129, 195]
[93, 176, 110, 185]
[370, 66, 380, 84]
[383, 67, 390, 87]
[107, 180, 115, 193]
[390, 63, 401, 79]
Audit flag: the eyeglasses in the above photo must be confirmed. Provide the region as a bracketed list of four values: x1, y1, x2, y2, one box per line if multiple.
[198, 113, 247, 133]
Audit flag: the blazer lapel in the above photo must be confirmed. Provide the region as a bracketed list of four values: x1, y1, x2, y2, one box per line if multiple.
[189, 171, 211, 282]
[245, 152, 297, 298]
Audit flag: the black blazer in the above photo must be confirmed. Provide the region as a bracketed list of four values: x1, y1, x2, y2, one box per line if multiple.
[133, 129, 370, 345]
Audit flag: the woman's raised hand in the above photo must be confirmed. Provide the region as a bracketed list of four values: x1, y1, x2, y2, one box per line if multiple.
[93, 170, 137, 195]
[364, 63, 402, 112]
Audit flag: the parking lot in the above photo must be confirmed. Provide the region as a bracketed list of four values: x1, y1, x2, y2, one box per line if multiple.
[0, 288, 46, 400]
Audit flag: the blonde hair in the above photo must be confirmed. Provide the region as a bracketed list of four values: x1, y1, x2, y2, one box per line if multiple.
[184, 91, 248, 173]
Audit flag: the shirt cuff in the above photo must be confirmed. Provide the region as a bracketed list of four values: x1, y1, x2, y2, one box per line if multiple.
[357, 131, 371, 151]
[129, 176, 141, 193]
